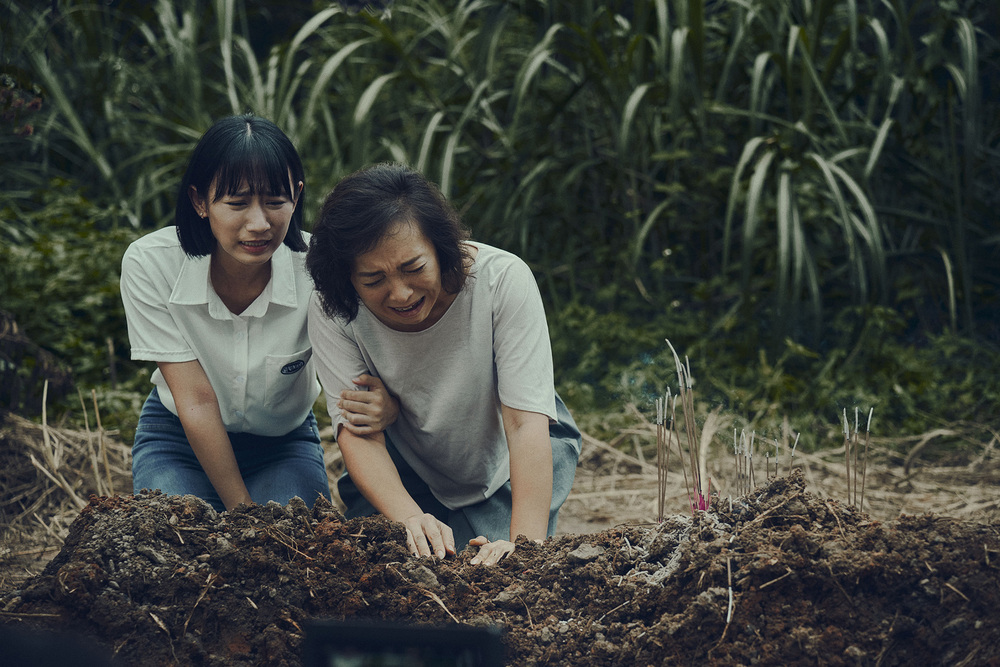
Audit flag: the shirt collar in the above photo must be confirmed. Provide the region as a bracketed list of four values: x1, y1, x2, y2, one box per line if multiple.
[268, 243, 299, 308]
[168, 244, 299, 319]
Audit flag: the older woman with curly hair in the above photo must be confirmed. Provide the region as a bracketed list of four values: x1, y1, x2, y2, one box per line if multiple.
[306, 163, 581, 565]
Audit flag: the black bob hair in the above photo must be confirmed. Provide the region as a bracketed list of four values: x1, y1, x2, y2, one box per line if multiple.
[175, 114, 306, 256]
[307, 163, 472, 322]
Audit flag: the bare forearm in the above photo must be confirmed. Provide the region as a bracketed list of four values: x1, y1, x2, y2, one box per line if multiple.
[338, 428, 455, 558]
[159, 360, 251, 511]
[338, 429, 422, 521]
[504, 410, 552, 542]
[176, 402, 250, 510]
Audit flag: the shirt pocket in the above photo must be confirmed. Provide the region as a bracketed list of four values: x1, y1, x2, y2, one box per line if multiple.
[264, 348, 314, 406]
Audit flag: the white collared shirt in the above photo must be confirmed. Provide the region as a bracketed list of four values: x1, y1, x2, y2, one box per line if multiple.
[121, 226, 319, 436]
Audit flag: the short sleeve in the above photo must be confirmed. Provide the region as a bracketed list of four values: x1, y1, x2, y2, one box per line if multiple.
[489, 256, 556, 420]
[307, 293, 373, 430]
[120, 243, 195, 362]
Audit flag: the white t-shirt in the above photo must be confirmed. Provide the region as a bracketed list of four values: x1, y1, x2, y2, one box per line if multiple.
[120, 226, 320, 436]
[309, 242, 556, 509]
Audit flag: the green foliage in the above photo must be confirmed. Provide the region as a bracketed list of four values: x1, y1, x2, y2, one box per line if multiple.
[0, 0, 997, 447]
[550, 303, 670, 400]
[605, 304, 1000, 452]
[0, 181, 142, 390]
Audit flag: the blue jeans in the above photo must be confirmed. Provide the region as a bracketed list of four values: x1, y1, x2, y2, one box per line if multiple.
[132, 388, 332, 512]
[338, 393, 582, 550]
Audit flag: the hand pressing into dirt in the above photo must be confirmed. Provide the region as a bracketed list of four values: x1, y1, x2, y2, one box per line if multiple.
[403, 513, 456, 560]
[468, 536, 516, 565]
[338, 374, 399, 435]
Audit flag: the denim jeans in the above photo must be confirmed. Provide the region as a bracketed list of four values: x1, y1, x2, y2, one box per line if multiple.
[338, 392, 582, 550]
[132, 388, 332, 512]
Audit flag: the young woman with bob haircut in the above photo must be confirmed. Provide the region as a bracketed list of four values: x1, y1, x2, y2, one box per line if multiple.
[121, 114, 396, 513]
[307, 162, 582, 565]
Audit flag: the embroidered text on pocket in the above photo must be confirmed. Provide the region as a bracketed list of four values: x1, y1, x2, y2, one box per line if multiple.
[281, 360, 306, 375]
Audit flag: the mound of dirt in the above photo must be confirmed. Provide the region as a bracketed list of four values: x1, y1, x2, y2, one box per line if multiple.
[2, 470, 998, 666]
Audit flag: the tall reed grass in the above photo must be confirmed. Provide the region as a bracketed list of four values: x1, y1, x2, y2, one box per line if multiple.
[2, 0, 996, 416]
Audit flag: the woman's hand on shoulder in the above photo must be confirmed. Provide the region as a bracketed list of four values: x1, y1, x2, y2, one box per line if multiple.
[338, 374, 399, 434]
[468, 536, 517, 566]
[402, 513, 455, 560]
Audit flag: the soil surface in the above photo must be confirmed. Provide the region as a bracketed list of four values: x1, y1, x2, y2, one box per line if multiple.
[2, 470, 999, 666]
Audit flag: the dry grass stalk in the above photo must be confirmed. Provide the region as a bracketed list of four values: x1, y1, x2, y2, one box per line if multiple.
[733, 429, 741, 496]
[699, 410, 723, 488]
[842, 407, 875, 511]
[743, 431, 751, 494]
[655, 391, 671, 521]
[734, 430, 758, 496]
[768, 438, 779, 481]
[78, 388, 115, 498]
[852, 408, 860, 506]
[2, 387, 131, 531]
[860, 408, 873, 512]
[93, 389, 114, 495]
[666, 392, 693, 515]
[30, 382, 88, 510]
[789, 432, 801, 473]
[664, 339, 709, 512]
[842, 410, 852, 505]
[182, 572, 218, 637]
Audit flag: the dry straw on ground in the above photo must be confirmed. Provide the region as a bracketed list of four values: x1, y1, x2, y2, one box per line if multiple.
[3, 387, 999, 592]
[0, 385, 133, 587]
[561, 405, 1000, 536]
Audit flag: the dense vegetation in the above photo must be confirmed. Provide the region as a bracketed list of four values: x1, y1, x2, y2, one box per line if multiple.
[1, 0, 997, 454]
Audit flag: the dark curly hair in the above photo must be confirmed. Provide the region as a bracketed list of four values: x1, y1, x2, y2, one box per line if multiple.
[175, 114, 306, 256]
[308, 163, 472, 322]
